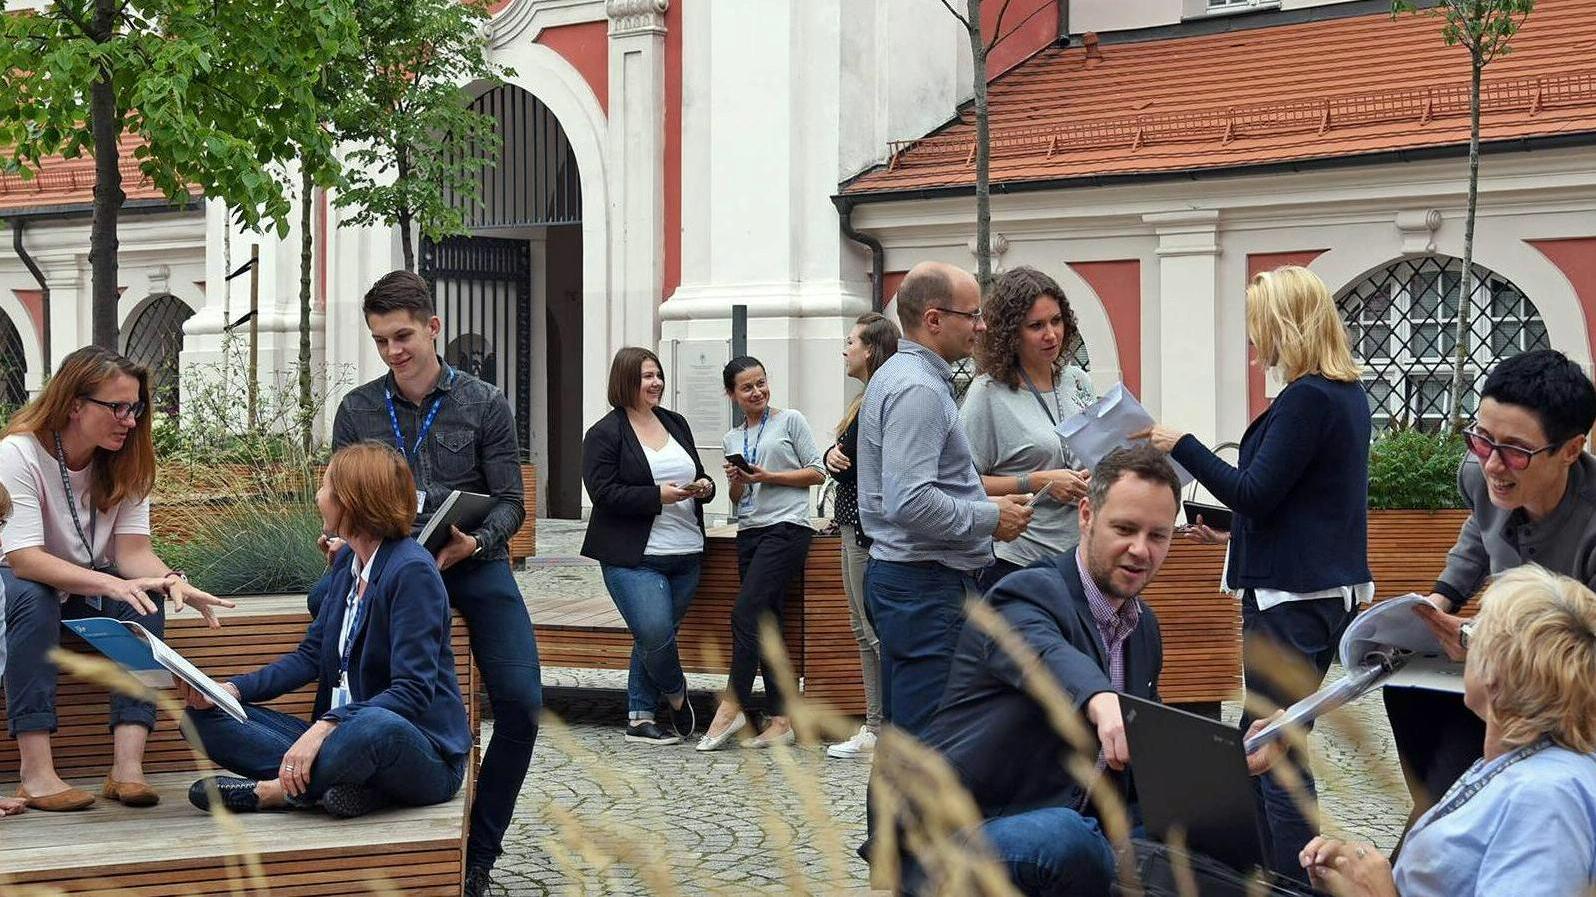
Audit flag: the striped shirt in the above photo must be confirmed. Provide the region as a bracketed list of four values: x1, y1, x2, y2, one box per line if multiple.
[1075, 548, 1142, 694]
[856, 339, 998, 572]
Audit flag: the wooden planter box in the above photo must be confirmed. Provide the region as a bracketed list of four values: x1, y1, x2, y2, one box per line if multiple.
[508, 463, 538, 563]
[1367, 508, 1471, 602]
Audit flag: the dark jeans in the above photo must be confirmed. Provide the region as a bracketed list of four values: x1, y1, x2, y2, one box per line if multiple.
[186, 702, 465, 807]
[311, 555, 541, 870]
[1239, 590, 1354, 884]
[866, 558, 979, 739]
[731, 522, 813, 717]
[902, 807, 1117, 897]
[1382, 685, 1485, 835]
[600, 553, 702, 720]
[974, 558, 1025, 595]
[3, 569, 165, 737]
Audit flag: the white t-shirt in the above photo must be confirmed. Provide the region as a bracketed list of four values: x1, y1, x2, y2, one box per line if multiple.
[642, 436, 704, 556]
[0, 432, 152, 588]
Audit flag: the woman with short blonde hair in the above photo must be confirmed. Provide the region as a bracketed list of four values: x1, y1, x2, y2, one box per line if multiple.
[1138, 265, 1373, 881]
[1302, 565, 1596, 896]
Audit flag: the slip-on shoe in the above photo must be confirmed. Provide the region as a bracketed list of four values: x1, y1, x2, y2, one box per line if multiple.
[188, 776, 265, 814]
[694, 712, 747, 752]
[103, 775, 161, 807]
[742, 726, 796, 749]
[16, 786, 95, 811]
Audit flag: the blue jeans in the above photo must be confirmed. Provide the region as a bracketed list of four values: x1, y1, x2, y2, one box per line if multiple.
[185, 703, 464, 806]
[311, 556, 541, 869]
[1240, 590, 1354, 883]
[3, 569, 165, 736]
[601, 553, 701, 721]
[865, 558, 979, 739]
[902, 807, 1116, 897]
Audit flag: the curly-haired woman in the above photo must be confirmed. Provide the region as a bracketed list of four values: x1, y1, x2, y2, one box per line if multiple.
[959, 266, 1096, 593]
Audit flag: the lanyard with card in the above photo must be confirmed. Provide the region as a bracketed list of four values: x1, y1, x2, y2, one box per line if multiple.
[331, 577, 370, 710]
[738, 409, 769, 514]
[385, 368, 458, 518]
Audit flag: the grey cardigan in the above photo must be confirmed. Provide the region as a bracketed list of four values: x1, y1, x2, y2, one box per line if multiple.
[1434, 452, 1596, 610]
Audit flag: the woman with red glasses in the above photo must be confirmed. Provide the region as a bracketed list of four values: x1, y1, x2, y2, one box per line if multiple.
[1386, 347, 1596, 839]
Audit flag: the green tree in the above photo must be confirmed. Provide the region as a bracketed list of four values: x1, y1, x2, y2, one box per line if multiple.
[331, 0, 509, 272]
[938, 0, 1017, 291]
[0, 0, 356, 348]
[1394, 0, 1535, 433]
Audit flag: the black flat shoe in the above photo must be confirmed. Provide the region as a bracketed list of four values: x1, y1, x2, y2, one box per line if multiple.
[624, 720, 681, 745]
[188, 776, 263, 813]
[321, 784, 387, 819]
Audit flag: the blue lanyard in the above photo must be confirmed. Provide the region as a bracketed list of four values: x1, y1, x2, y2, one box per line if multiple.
[743, 409, 770, 466]
[338, 576, 369, 679]
[385, 368, 457, 459]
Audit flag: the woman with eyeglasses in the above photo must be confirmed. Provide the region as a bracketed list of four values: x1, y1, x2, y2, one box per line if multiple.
[1381, 348, 1596, 838]
[0, 346, 233, 812]
[1136, 266, 1372, 884]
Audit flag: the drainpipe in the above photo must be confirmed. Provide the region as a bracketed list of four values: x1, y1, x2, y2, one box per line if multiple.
[836, 197, 885, 312]
[11, 219, 51, 373]
[1056, 0, 1071, 46]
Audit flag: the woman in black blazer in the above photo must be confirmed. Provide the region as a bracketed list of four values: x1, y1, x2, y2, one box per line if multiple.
[581, 347, 716, 746]
[1139, 266, 1372, 884]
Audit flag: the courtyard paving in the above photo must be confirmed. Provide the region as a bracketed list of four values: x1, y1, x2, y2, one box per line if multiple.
[485, 520, 1412, 896]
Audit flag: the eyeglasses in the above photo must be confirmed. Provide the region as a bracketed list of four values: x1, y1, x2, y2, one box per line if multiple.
[1461, 427, 1559, 471]
[934, 306, 983, 322]
[80, 396, 147, 422]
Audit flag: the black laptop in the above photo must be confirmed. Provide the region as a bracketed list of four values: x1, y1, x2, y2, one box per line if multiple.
[1119, 694, 1321, 896]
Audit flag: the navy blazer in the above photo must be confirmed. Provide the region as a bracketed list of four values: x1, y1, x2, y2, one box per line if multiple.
[921, 553, 1162, 819]
[580, 406, 715, 567]
[230, 538, 472, 760]
[1172, 374, 1372, 593]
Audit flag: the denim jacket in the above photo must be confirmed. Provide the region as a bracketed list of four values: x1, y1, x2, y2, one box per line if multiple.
[332, 360, 524, 561]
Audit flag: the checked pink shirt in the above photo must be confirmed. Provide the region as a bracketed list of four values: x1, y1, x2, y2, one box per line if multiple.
[1074, 548, 1142, 696]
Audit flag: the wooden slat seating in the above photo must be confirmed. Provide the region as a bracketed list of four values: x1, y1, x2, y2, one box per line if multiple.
[0, 594, 478, 895]
[1140, 541, 1243, 705]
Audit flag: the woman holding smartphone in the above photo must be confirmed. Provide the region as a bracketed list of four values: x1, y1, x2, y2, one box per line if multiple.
[582, 347, 716, 746]
[697, 356, 826, 751]
[960, 267, 1096, 593]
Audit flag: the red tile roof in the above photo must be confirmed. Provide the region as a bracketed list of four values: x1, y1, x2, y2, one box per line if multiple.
[0, 133, 182, 212]
[843, 0, 1596, 196]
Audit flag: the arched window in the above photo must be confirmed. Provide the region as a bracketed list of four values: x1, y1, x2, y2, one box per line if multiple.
[121, 295, 196, 415]
[1338, 256, 1548, 431]
[0, 309, 25, 408]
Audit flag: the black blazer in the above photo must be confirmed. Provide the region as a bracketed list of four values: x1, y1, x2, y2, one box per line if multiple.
[580, 406, 715, 567]
[920, 553, 1162, 820]
[1171, 374, 1372, 593]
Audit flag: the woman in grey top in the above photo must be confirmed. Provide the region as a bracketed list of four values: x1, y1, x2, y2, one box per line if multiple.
[961, 267, 1096, 593]
[697, 357, 826, 751]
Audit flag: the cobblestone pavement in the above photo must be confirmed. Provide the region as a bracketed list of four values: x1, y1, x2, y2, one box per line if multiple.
[488, 521, 1415, 895]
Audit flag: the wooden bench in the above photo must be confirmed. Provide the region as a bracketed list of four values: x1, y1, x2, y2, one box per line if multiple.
[0, 594, 477, 894]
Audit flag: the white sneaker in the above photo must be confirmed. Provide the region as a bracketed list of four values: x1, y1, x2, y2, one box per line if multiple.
[826, 726, 877, 759]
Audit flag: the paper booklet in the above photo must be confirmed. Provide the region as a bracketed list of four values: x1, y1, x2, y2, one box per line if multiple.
[62, 618, 248, 723]
[1244, 594, 1462, 753]
[1056, 383, 1194, 486]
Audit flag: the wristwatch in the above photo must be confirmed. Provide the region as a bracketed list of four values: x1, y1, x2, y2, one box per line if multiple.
[1458, 619, 1478, 652]
[470, 535, 486, 559]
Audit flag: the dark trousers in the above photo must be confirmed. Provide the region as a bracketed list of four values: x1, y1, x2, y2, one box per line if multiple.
[185, 702, 465, 807]
[310, 556, 541, 870]
[974, 557, 1025, 595]
[730, 522, 813, 717]
[866, 558, 980, 739]
[3, 569, 165, 737]
[1239, 591, 1354, 884]
[1382, 685, 1485, 833]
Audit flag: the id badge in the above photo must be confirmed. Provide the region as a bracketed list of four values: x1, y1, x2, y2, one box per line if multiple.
[416, 490, 427, 515]
[332, 673, 351, 710]
[738, 485, 756, 516]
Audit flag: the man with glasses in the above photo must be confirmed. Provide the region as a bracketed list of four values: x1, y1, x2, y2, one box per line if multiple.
[1387, 347, 1596, 830]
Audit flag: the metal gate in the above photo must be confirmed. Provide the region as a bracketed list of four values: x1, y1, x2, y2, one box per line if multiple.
[420, 235, 532, 460]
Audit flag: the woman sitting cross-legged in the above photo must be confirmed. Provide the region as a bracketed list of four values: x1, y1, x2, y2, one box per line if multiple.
[1299, 564, 1596, 897]
[180, 441, 471, 818]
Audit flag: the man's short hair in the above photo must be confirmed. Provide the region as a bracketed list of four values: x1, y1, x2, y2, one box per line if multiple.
[1481, 349, 1596, 446]
[1086, 445, 1181, 511]
[363, 271, 435, 321]
[894, 266, 953, 333]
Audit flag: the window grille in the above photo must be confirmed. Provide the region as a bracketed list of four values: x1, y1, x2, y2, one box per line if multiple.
[120, 295, 195, 416]
[1337, 256, 1548, 431]
[952, 337, 1091, 405]
[0, 309, 24, 407]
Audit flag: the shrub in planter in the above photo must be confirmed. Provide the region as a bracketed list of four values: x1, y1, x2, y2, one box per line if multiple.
[155, 502, 327, 596]
[1368, 427, 1466, 511]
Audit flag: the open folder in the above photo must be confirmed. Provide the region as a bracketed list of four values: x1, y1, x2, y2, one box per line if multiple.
[1243, 594, 1462, 752]
[1056, 383, 1194, 485]
[62, 618, 248, 723]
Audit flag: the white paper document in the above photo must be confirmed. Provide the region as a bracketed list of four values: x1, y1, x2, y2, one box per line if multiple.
[63, 617, 248, 722]
[1056, 384, 1193, 485]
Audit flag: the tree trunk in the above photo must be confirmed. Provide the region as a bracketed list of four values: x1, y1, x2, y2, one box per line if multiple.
[298, 166, 314, 453]
[1449, 58, 1483, 435]
[396, 145, 415, 272]
[88, 0, 124, 349]
[966, 0, 992, 291]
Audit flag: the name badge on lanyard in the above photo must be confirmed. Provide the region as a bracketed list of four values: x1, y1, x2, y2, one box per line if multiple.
[385, 369, 456, 514]
[333, 579, 367, 710]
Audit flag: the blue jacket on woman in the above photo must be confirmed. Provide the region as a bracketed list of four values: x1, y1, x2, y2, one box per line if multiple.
[229, 537, 471, 759]
[1171, 374, 1372, 593]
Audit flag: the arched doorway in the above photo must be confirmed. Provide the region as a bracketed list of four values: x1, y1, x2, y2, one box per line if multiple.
[420, 84, 585, 518]
[121, 294, 197, 416]
[1338, 256, 1549, 431]
[0, 309, 25, 408]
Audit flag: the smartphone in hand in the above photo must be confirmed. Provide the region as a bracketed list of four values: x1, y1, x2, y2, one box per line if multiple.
[725, 453, 755, 473]
[1025, 485, 1055, 508]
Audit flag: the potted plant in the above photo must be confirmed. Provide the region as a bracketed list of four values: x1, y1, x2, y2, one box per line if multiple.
[1366, 427, 1470, 599]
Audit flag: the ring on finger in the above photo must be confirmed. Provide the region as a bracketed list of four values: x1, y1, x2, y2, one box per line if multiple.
[1355, 848, 1367, 859]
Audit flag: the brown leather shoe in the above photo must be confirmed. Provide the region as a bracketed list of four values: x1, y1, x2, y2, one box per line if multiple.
[17, 786, 95, 811]
[102, 776, 160, 807]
